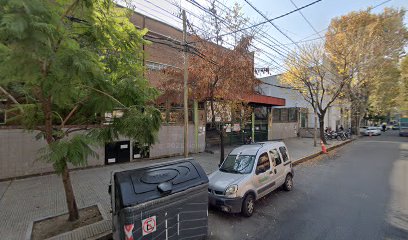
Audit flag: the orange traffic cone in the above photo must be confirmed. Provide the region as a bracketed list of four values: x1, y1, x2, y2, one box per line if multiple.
[321, 140, 328, 154]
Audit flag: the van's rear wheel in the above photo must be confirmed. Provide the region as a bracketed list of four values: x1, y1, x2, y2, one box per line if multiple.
[283, 174, 293, 191]
[242, 194, 255, 217]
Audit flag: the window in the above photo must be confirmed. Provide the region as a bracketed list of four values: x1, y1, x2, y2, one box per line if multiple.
[220, 155, 255, 174]
[256, 152, 270, 174]
[300, 111, 307, 128]
[280, 108, 288, 122]
[288, 108, 298, 122]
[279, 146, 289, 162]
[273, 108, 280, 122]
[273, 108, 298, 123]
[269, 149, 282, 166]
[254, 107, 268, 120]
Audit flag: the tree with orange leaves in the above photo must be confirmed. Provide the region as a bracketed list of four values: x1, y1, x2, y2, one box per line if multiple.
[161, 2, 258, 163]
[190, 35, 258, 162]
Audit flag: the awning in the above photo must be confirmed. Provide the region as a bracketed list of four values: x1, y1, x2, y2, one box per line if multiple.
[244, 94, 285, 106]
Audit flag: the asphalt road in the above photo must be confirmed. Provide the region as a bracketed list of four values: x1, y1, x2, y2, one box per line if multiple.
[208, 130, 408, 240]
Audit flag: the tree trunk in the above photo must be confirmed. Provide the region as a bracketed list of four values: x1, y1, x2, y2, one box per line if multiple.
[319, 116, 326, 144]
[210, 98, 216, 128]
[356, 113, 361, 137]
[62, 163, 79, 221]
[219, 127, 224, 165]
[313, 109, 317, 147]
[351, 111, 358, 135]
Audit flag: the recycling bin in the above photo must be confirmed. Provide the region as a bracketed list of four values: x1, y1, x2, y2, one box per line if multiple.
[110, 158, 209, 240]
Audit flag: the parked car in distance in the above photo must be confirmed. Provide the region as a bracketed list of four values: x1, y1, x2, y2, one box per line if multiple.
[399, 118, 408, 136]
[208, 141, 294, 217]
[374, 126, 382, 131]
[359, 126, 368, 135]
[363, 127, 381, 136]
[392, 125, 400, 130]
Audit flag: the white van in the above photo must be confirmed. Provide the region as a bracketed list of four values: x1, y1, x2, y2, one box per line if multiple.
[208, 141, 294, 217]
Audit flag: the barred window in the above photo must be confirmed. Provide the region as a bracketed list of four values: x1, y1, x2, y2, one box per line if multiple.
[280, 108, 288, 122]
[288, 108, 298, 122]
[273, 108, 281, 122]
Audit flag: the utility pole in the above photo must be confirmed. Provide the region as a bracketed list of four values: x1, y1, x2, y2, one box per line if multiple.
[314, 82, 319, 147]
[182, 10, 189, 158]
[142, 16, 146, 77]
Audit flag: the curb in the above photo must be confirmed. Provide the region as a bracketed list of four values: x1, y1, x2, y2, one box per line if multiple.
[293, 139, 354, 166]
[26, 203, 110, 240]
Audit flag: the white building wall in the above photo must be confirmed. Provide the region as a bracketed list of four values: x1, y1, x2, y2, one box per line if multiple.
[259, 75, 345, 132]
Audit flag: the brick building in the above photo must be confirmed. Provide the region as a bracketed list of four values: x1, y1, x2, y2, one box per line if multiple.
[131, 11, 287, 145]
[0, 9, 286, 180]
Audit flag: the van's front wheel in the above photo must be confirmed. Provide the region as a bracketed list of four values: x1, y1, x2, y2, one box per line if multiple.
[242, 194, 255, 217]
[283, 174, 293, 191]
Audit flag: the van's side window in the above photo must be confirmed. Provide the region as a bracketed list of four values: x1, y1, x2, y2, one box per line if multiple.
[256, 152, 270, 174]
[269, 149, 282, 166]
[279, 146, 289, 162]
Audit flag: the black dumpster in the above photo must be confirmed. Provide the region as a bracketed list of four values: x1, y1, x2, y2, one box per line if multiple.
[110, 158, 209, 240]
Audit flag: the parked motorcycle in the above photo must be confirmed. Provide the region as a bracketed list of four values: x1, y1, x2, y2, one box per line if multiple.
[336, 131, 347, 141]
[344, 129, 352, 139]
[324, 130, 337, 141]
[324, 130, 348, 141]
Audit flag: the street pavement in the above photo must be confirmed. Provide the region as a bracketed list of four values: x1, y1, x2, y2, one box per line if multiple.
[208, 130, 408, 240]
[0, 136, 362, 239]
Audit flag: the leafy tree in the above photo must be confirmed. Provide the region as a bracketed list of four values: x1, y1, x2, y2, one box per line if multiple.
[162, 2, 257, 163]
[0, 0, 161, 221]
[325, 8, 407, 132]
[368, 61, 400, 116]
[281, 43, 351, 143]
[194, 2, 257, 163]
[191, 36, 257, 156]
[398, 56, 408, 113]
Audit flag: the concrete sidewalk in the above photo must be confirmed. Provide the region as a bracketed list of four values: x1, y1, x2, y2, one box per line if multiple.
[0, 137, 349, 240]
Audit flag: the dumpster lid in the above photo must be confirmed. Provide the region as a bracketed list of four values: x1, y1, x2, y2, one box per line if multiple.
[114, 159, 208, 207]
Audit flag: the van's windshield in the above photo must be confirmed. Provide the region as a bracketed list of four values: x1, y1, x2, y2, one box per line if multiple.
[219, 155, 255, 174]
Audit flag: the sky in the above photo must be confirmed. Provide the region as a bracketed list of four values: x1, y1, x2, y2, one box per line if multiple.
[121, 0, 408, 75]
[241, 0, 408, 42]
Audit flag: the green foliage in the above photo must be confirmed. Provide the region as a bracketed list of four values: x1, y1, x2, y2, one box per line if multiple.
[399, 56, 408, 113]
[0, 0, 161, 174]
[39, 135, 98, 172]
[89, 105, 161, 146]
[325, 8, 408, 118]
[368, 61, 401, 115]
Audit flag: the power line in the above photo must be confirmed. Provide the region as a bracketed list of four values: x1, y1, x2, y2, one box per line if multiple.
[297, 0, 393, 41]
[244, 0, 351, 94]
[187, 0, 323, 44]
[186, 0, 293, 70]
[121, 1, 286, 73]
[142, 0, 182, 23]
[205, 0, 290, 54]
[244, 0, 302, 49]
[137, 0, 302, 74]
[289, 0, 322, 38]
[162, 0, 289, 71]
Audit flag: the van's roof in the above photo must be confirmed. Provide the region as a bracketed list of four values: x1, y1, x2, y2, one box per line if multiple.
[229, 141, 284, 156]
